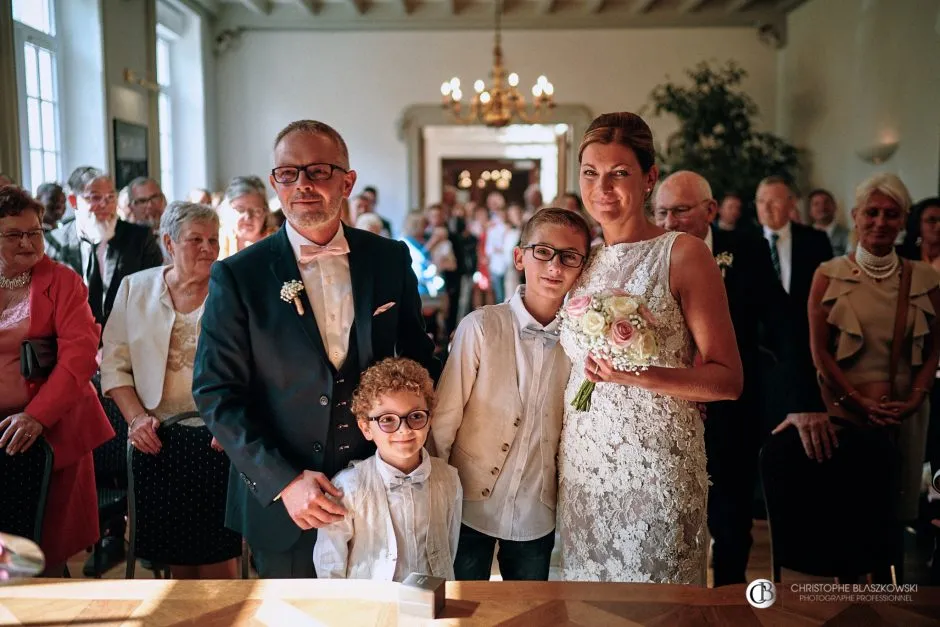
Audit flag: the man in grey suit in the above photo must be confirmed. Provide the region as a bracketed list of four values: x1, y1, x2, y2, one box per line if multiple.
[193, 120, 438, 578]
[808, 188, 850, 257]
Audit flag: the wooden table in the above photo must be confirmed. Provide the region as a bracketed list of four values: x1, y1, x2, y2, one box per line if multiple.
[1, 579, 939, 626]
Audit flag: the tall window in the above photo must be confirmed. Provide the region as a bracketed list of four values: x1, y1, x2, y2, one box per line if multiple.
[12, 0, 61, 193]
[156, 27, 174, 199]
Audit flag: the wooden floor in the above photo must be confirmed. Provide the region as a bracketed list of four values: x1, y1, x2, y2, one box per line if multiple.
[64, 519, 918, 585]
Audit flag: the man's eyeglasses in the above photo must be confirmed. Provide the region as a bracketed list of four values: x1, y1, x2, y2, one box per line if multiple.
[81, 193, 116, 205]
[521, 244, 586, 268]
[131, 193, 165, 207]
[367, 410, 430, 434]
[271, 163, 348, 185]
[0, 229, 44, 243]
[653, 199, 709, 221]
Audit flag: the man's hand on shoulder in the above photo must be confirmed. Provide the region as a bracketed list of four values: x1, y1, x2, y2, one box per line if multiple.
[278, 470, 347, 530]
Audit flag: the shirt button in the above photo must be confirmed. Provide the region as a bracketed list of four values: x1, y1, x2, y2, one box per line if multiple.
[313, 442, 323, 453]
[491, 467, 499, 475]
[319, 395, 329, 406]
[482, 488, 490, 497]
[501, 443, 510, 452]
[513, 418, 521, 427]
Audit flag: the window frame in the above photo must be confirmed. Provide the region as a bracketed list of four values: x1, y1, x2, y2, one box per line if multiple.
[12, 0, 63, 194]
[156, 24, 175, 201]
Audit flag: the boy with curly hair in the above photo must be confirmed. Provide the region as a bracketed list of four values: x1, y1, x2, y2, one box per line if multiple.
[313, 357, 462, 580]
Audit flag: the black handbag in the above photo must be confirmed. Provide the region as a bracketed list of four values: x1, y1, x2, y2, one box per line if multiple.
[20, 338, 57, 381]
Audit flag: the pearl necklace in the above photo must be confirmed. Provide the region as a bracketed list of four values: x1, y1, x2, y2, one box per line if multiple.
[0, 271, 31, 290]
[855, 245, 899, 281]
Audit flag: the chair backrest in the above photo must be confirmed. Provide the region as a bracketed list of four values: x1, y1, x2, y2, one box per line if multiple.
[759, 429, 897, 579]
[92, 374, 128, 487]
[0, 439, 53, 543]
[126, 411, 239, 570]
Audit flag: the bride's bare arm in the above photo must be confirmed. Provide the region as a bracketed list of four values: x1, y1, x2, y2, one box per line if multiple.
[586, 235, 743, 402]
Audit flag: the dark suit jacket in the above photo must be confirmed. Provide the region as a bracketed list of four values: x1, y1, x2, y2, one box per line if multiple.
[44, 219, 163, 326]
[192, 224, 438, 551]
[765, 221, 834, 416]
[709, 227, 796, 426]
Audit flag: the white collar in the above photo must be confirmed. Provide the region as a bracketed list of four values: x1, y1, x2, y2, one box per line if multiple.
[704, 228, 714, 253]
[763, 221, 792, 241]
[285, 220, 348, 262]
[375, 448, 431, 488]
[509, 285, 560, 333]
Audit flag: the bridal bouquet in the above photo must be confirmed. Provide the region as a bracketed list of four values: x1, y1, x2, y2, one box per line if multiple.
[558, 290, 659, 411]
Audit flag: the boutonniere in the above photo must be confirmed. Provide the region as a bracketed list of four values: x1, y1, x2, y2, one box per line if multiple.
[280, 280, 305, 316]
[714, 252, 734, 278]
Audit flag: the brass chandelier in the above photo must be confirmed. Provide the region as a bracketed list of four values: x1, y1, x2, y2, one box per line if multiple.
[439, 0, 555, 127]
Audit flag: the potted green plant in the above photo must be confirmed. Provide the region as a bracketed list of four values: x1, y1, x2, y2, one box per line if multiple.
[645, 61, 802, 222]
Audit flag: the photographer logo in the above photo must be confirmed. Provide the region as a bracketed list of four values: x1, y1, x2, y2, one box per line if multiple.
[746, 579, 777, 609]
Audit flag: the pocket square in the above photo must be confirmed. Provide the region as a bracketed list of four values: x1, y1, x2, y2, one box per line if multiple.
[373, 302, 396, 316]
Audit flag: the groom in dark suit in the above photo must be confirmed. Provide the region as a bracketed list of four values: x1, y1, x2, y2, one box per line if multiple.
[193, 120, 438, 578]
[654, 171, 825, 586]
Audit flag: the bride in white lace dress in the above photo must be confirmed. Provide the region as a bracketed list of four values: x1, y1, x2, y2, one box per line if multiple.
[557, 113, 743, 584]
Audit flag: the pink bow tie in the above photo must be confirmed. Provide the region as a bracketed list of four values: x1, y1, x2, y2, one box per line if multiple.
[299, 242, 349, 265]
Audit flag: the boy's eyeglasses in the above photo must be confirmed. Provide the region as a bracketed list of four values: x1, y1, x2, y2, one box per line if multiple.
[521, 244, 586, 268]
[367, 410, 430, 433]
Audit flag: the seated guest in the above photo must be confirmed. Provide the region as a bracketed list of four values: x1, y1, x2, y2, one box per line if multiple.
[355, 212, 385, 236]
[125, 177, 168, 232]
[313, 358, 461, 580]
[100, 201, 240, 579]
[352, 191, 391, 237]
[35, 182, 66, 231]
[809, 188, 850, 256]
[218, 176, 274, 259]
[0, 186, 114, 576]
[774, 173, 940, 581]
[188, 188, 212, 205]
[46, 166, 164, 327]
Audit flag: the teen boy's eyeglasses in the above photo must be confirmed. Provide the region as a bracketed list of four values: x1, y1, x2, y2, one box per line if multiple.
[367, 410, 430, 433]
[521, 244, 586, 268]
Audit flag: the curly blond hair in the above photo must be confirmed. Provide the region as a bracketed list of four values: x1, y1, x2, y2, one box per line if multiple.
[351, 358, 435, 421]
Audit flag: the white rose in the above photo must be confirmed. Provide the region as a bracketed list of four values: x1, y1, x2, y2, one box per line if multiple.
[580, 310, 607, 337]
[635, 331, 659, 359]
[606, 296, 638, 318]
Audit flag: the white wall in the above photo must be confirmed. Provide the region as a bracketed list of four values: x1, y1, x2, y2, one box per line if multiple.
[58, 0, 108, 175]
[167, 6, 208, 201]
[215, 27, 778, 228]
[778, 0, 940, 216]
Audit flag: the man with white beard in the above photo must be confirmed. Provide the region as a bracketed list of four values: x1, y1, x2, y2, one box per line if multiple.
[44, 166, 164, 577]
[46, 167, 163, 326]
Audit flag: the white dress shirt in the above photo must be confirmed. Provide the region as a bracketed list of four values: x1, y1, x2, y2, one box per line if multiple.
[704, 227, 714, 253]
[285, 221, 354, 369]
[313, 450, 463, 581]
[377, 451, 431, 581]
[485, 221, 511, 275]
[763, 221, 793, 293]
[440, 286, 559, 541]
[77, 226, 114, 304]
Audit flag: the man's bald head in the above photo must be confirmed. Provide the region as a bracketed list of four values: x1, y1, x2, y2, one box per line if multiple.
[652, 170, 717, 241]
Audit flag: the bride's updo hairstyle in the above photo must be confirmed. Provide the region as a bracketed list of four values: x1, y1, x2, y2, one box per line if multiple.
[578, 112, 656, 174]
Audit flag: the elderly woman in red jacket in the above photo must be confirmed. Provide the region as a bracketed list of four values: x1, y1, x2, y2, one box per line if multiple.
[0, 186, 113, 575]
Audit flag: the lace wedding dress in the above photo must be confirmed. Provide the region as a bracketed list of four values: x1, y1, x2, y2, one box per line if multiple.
[557, 231, 708, 584]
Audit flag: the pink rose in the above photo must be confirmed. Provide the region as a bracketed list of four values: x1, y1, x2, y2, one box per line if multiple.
[565, 295, 591, 317]
[609, 319, 636, 347]
[638, 305, 657, 327]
